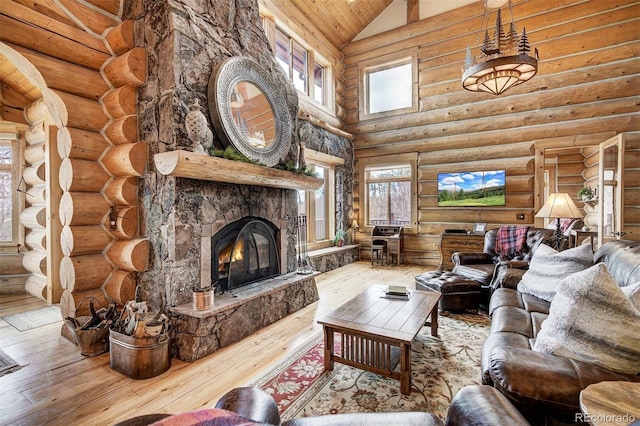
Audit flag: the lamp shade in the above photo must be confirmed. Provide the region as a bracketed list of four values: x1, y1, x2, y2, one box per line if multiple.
[535, 193, 584, 219]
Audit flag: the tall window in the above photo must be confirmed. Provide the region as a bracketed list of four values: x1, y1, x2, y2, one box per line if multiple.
[359, 154, 417, 231]
[359, 48, 418, 120]
[274, 27, 328, 108]
[0, 137, 21, 246]
[366, 164, 412, 226]
[296, 149, 343, 250]
[298, 165, 329, 244]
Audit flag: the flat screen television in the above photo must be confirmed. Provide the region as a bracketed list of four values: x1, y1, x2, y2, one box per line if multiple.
[438, 170, 506, 207]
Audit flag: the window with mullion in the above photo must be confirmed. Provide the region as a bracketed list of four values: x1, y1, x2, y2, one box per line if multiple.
[273, 26, 327, 108]
[365, 164, 412, 227]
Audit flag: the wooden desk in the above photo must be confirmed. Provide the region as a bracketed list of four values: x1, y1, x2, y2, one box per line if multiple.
[579, 381, 640, 425]
[317, 285, 440, 395]
[439, 233, 485, 270]
[371, 225, 404, 265]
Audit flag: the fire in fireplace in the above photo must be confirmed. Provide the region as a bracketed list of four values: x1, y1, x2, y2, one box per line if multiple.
[211, 217, 280, 292]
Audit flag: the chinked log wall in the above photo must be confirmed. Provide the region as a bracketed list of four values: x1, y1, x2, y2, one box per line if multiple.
[341, 0, 640, 265]
[1, 1, 149, 316]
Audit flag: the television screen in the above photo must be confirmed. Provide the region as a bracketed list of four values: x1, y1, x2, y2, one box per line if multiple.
[438, 170, 506, 207]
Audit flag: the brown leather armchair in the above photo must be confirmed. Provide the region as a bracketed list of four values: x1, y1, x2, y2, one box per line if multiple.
[451, 227, 554, 291]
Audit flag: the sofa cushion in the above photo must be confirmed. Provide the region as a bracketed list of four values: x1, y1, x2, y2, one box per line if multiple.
[520, 294, 550, 314]
[533, 263, 640, 375]
[517, 243, 593, 302]
[490, 306, 534, 337]
[488, 288, 523, 316]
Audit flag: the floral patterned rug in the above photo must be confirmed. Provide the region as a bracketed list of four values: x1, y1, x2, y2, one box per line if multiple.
[252, 313, 490, 422]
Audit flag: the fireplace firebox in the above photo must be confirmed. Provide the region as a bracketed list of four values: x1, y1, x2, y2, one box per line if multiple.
[211, 217, 280, 292]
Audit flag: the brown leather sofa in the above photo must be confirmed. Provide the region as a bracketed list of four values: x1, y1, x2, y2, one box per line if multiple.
[483, 239, 640, 424]
[115, 385, 529, 425]
[212, 385, 529, 425]
[452, 227, 554, 291]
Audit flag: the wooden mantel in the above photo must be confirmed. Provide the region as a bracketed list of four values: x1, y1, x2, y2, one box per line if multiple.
[154, 150, 324, 191]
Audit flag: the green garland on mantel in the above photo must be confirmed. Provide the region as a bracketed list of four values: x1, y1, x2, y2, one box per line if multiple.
[209, 146, 316, 177]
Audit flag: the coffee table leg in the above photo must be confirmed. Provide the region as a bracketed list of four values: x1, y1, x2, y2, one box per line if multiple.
[323, 326, 334, 371]
[430, 304, 438, 337]
[400, 342, 411, 395]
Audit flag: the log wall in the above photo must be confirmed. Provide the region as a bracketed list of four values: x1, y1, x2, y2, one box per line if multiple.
[1, 1, 148, 315]
[342, 0, 640, 265]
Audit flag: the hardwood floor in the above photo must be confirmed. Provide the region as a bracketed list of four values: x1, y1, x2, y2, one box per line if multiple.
[0, 261, 428, 426]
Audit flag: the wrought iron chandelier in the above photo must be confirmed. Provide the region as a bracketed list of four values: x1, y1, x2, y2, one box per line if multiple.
[461, 0, 538, 95]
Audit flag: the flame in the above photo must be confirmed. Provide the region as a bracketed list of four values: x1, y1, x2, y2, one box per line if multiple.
[218, 239, 244, 272]
[232, 239, 244, 261]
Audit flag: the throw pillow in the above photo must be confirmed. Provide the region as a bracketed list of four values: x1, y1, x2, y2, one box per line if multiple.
[533, 263, 640, 375]
[622, 282, 640, 310]
[517, 243, 593, 302]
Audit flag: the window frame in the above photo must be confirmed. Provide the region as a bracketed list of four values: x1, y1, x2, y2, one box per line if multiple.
[358, 48, 419, 121]
[358, 153, 418, 234]
[0, 135, 24, 250]
[298, 148, 344, 251]
[261, 14, 333, 113]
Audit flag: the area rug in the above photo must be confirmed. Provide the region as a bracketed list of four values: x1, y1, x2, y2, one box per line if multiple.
[1, 305, 62, 331]
[252, 313, 490, 422]
[0, 349, 23, 377]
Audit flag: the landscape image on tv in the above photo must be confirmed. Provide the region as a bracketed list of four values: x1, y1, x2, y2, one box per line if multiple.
[438, 170, 506, 207]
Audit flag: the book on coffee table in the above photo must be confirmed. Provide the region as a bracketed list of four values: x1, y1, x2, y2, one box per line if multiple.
[382, 285, 411, 300]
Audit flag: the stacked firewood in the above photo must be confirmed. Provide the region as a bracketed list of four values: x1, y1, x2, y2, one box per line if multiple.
[112, 300, 169, 338]
[64, 298, 119, 332]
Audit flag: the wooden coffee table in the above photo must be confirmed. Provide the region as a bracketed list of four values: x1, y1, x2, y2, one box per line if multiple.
[317, 285, 441, 395]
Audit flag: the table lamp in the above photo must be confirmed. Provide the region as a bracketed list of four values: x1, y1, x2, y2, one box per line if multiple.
[535, 193, 584, 250]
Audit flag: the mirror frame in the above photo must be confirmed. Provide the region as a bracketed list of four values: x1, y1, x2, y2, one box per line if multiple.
[208, 56, 292, 167]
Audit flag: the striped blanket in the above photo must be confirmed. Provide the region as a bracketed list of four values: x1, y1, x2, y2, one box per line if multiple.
[495, 225, 530, 260]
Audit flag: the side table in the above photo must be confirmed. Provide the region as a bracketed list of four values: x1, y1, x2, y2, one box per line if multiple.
[570, 230, 598, 249]
[579, 381, 640, 425]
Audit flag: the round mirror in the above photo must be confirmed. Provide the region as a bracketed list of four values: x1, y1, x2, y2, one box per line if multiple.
[230, 81, 276, 150]
[208, 57, 292, 167]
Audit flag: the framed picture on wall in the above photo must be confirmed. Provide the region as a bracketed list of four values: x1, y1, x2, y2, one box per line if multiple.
[473, 223, 487, 234]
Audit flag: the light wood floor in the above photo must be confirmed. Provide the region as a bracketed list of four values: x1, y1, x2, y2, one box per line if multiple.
[0, 261, 428, 426]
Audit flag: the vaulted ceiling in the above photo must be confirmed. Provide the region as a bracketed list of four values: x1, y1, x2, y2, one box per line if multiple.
[285, 0, 479, 49]
[287, 0, 394, 49]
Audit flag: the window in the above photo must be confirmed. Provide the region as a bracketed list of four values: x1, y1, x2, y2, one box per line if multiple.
[0, 136, 22, 247]
[297, 149, 344, 250]
[368, 63, 412, 114]
[359, 154, 417, 231]
[313, 63, 325, 104]
[273, 26, 328, 108]
[359, 48, 418, 120]
[298, 165, 328, 244]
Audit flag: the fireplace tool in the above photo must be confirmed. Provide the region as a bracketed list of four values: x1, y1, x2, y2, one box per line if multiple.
[297, 214, 313, 274]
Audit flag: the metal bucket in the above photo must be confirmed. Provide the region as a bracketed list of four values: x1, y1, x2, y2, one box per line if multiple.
[192, 289, 214, 311]
[66, 318, 110, 357]
[109, 329, 170, 379]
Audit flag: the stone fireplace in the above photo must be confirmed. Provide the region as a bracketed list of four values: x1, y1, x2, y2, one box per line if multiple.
[210, 216, 280, 293]
[129, 0, 353, 361]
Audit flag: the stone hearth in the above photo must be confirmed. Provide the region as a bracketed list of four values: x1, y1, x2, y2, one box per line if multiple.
[171, 273, 319, 361]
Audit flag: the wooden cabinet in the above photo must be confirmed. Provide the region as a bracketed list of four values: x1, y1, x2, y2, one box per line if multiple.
[439, 233, 485, 270]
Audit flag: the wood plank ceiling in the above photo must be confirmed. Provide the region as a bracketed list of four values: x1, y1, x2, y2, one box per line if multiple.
[288, 0, 393, 48]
